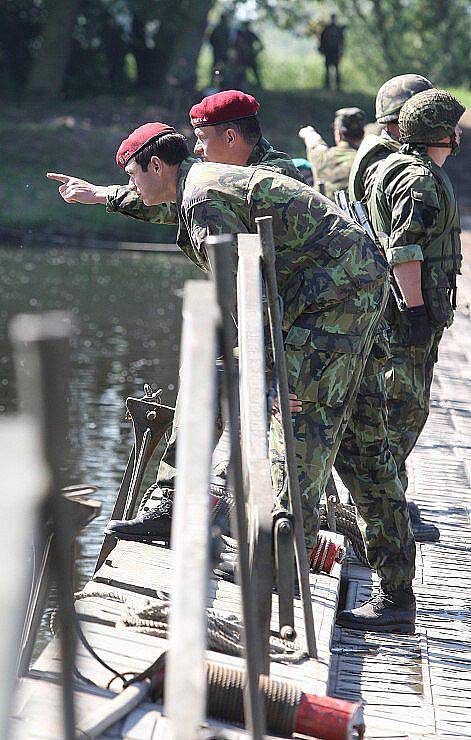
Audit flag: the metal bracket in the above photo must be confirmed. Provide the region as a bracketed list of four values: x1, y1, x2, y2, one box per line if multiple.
[94, 386, 174, 572]
[273, 509, 296, 641]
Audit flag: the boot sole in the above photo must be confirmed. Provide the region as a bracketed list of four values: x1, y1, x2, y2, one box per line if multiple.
[336, 619, 415, 635]
[413, 531, 440, 543]
[105, 529, 170, 545]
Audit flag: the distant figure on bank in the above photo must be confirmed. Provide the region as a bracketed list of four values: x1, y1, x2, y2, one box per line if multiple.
[299, 107, 366, 200]
[319, 14, 345, 91]
[209, 12, 231, 84]
[234, 21, 263, 87]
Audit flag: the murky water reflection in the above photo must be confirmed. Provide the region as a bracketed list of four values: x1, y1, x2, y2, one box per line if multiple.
[0, 244, 200, 653]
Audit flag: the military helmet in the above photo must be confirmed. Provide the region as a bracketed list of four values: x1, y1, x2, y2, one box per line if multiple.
[375, 74, 433, 123]
[334, 107, 366, 138]
[399, 88, 465, 144]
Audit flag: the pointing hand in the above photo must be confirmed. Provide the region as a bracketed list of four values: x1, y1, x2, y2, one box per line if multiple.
[46, 173, 108, 205]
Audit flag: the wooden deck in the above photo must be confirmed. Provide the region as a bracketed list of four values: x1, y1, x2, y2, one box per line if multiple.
[329, 260, 471, 737]
[11, 236, 471, 739]
[12, 533, 344, 738]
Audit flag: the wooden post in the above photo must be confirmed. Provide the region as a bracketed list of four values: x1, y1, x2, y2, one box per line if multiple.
[165, 281, 219, 740]
[256, 216, 318, 659]
[0, 415, 48, 739]
[237, 234, 274, 676]
[207, 234, 266, 739]
[10, 311, 78, 737]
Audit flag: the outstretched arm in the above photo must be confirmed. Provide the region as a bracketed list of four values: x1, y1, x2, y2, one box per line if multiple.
[47, 173, 178, 224]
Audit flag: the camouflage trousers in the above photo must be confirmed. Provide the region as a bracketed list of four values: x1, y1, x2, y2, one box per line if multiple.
[386, 322, 444, 492]
[149, 279, 415, 591]
[334, 326, 415, 590]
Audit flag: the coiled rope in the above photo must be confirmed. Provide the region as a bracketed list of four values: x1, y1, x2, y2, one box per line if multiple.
[56, 588, 307, 667]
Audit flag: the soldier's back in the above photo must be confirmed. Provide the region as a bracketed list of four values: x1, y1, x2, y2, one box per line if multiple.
[309, 142, 357, 200]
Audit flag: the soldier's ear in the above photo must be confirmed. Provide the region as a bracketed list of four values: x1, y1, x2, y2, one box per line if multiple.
[226, 128, 237, 146]
[150, 155, 162, 174]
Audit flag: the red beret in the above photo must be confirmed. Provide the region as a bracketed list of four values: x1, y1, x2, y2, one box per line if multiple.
[116, 122, 176, 168]
[189, 90, 260, 128]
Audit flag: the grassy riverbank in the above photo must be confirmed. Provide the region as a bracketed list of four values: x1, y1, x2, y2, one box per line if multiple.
[1, 76, 470, 242]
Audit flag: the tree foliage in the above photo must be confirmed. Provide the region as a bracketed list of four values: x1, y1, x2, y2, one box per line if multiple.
[0, 0, 469, 99]
[337, 0, 471, 87]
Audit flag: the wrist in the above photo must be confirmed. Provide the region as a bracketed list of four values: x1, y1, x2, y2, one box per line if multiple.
[94, 186, 110, 205]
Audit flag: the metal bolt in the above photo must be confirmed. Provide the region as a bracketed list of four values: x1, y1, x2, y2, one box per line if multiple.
[278, 520, 291, 534]
[146, 410, 157, 421]
[280, 625, 296, 641]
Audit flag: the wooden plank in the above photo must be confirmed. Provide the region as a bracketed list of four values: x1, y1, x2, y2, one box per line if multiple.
[329, 296, 471, 738]
[166, 281, 219, 740]
[0, 415, 48, 737]
[237, 233, 274, 676]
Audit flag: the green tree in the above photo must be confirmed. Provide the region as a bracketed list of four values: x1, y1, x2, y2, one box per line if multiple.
[337, 0, 471, 87]
[27, 0, 80, 98]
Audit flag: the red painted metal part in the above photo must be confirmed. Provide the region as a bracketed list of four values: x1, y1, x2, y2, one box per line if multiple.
[310, 533, 345, 574]
[295, 692, 365, 739]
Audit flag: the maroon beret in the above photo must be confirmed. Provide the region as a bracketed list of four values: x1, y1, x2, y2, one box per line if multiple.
[116, 122, 176, 169]
[189, 90, 260, 128]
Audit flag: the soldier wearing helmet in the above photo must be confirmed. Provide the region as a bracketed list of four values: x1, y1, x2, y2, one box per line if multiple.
[336, 86, 464, 636]
[349, 74, 433, 209]
[369, 87, 465, 510]
[299, 107, 366, 200]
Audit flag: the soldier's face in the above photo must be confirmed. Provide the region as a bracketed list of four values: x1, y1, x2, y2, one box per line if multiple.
[193, 125, 240, 164]
[125, 159, 163, 206]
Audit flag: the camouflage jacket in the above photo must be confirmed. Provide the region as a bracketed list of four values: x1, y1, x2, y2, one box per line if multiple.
[370, 150, 461, 327]
[105, 136, 301, 226]
[176, 158, 388, 330]
[348, 132, 401, 209]
[306, 139, 358, 201]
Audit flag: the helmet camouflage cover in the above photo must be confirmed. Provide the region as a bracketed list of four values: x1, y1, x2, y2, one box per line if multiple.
[399, 88, 465, 144]
[334, 107, 366, 137]
[375, 74, 433, 123]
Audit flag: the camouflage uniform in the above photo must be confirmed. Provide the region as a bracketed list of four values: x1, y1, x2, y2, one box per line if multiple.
[177, 160, 414, 588]
[370, 89, 465, 492]
[173, 159, 388, 558]
[177, 158, 415, 593]
[306, 108, 365, 201]
[106, 138, 303, 503]
[326, 76, 435, 578]
[308, 140, 358, 201]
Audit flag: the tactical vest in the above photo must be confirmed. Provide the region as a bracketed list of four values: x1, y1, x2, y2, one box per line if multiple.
[349, 134, 400, 205]
[372, 152, 461, 327]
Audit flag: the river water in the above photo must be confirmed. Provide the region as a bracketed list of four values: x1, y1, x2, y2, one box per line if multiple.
[0, 244, 200, 652]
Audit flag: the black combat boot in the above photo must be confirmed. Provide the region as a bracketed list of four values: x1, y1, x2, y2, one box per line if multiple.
[105, 495, 173, 543]
[336, 586, 416, 634]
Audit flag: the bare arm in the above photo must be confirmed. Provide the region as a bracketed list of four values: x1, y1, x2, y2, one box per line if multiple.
[392, 260, 424, 307]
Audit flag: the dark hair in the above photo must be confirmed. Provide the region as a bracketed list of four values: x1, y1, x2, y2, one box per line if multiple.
[341, 127, 365, 143]
[214, 116, 262, 146]
[134, 133, 189, 171]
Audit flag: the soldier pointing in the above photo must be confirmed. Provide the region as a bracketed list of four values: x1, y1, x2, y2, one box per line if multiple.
[299, 107, 366, 200]
[48, 121, 399, 604]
